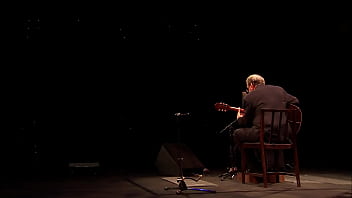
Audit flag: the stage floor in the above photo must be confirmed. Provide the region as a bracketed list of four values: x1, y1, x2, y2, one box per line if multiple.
[1, 168, 351, 198]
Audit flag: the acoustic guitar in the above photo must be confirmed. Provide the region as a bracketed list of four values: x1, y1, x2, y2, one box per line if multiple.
[287, 103, 303, 134]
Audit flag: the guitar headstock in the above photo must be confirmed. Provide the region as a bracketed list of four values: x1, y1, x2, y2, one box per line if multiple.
[214, 102, 232, 112]
[214, 102, 245, 113]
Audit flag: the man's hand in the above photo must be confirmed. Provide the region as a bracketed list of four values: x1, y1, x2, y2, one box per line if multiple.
[236, 108, 244, 119]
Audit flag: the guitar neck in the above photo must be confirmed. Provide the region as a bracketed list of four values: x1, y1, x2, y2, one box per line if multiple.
[229, 106, 245, 113]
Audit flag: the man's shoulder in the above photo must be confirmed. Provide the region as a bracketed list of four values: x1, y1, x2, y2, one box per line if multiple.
[265, 84, 283, 89]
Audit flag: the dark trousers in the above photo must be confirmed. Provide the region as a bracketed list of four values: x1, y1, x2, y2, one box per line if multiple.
[231, 127, 285, 170]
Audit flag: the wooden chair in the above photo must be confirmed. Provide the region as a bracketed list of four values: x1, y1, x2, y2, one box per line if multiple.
[240, 104, 302, 187]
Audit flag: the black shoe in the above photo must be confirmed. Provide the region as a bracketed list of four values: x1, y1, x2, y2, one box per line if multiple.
[219, 168, 238, 180]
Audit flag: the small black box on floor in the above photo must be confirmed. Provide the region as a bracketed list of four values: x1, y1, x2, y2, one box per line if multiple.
[68, 162, 100, 176]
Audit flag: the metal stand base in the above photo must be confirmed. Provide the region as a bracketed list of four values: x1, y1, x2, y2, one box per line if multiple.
[164, 158, 216, 195]
[164, 177, 216, 195]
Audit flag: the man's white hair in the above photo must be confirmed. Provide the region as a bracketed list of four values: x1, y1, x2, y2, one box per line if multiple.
[246, 74, 265, 88]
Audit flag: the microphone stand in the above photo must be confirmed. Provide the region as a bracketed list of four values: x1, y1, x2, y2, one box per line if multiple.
[217, 118, 239, 180]
[217, 119, 238, 135]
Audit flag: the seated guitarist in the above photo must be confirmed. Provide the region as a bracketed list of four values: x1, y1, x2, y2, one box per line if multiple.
[217, 74, 300, 174]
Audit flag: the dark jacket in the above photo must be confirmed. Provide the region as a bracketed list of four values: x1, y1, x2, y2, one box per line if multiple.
[238, 84, 299, 134]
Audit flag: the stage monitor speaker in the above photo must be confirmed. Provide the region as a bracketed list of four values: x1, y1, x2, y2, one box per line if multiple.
[155, 143, 205, 176]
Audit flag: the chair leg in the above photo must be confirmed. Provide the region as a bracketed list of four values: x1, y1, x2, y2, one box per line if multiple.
[293, 148, 301, 187]
[241, 148, 246, 184]
[260, 148, 268, 188]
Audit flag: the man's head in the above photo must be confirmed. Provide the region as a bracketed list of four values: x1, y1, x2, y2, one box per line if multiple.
[246, 74, 265, 92]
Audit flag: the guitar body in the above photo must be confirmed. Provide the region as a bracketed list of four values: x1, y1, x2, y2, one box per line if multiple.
[287, 104, 302, 134]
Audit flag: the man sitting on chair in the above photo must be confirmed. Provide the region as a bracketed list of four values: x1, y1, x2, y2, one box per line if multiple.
[228, 74, 299, 174]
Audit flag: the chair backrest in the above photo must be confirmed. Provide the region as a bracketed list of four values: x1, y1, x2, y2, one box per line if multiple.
[260, 104, 302, 144]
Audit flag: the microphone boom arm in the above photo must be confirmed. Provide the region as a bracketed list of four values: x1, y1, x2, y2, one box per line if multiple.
[217, 119, 238, 134]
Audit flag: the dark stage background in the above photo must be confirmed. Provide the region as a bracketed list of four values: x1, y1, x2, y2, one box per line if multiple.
[1, 3, 350, 180]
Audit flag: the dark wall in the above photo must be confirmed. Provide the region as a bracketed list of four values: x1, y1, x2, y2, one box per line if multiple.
[1, 3, 350, 179]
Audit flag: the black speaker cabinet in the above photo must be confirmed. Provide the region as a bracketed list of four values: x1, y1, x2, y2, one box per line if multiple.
[155, 143, 204, 176]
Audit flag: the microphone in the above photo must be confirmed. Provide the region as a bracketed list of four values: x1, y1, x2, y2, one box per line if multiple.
[174, 112, 191, 117]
